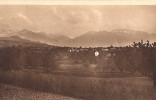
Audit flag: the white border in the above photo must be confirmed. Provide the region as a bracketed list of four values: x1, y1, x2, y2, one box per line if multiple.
[0, 1, 155, 5]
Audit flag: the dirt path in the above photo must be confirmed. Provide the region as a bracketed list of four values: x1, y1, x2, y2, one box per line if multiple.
[0, 83, 81, 100]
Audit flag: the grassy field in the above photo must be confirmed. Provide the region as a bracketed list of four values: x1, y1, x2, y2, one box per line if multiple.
[0, 83, 80, 100]
[0, 70, 156, 100]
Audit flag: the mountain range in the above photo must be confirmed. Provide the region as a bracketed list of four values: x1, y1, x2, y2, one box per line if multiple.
[0, 28, 156, 47]
[71, 29, 156, 47]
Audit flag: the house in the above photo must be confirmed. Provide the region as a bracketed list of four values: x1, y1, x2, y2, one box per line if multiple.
[95, 51, 99, 56]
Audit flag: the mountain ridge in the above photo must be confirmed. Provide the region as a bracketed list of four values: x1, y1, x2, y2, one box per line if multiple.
[0, 28, 156, 47]
[68, 29, 156, 47]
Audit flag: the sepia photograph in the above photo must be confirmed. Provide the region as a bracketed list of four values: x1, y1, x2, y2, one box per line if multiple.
[1, 1, 156, 100]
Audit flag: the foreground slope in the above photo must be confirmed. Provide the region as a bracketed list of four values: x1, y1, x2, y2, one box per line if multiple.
[0, 83, 80, 100]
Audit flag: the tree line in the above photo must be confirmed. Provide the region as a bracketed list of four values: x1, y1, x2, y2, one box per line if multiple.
[0, 46, 59, 71]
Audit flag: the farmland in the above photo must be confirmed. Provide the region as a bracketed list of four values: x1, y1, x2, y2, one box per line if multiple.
[0, 70, 155, 100]
[1, 41, 156, 100]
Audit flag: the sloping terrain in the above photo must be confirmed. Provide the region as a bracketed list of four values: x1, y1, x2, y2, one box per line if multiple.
[0, 83, 81, 100]
[0, 36, 49, 47]
[17, 29, 71, 46]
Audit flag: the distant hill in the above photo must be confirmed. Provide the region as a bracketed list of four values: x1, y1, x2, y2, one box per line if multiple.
[17, 29, 71, 46]
[0, 36, 49, 47]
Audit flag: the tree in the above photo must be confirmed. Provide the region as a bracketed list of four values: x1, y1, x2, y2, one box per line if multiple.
[41, 49, 57, 71]
[0, 47, 25, 71]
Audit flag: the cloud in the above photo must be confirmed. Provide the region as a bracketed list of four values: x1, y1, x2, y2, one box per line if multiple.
[17, 13, 28, 20]
[0, 6, 156, 37]
[17, 12, 32, 24]
[0, 17, 2, 20]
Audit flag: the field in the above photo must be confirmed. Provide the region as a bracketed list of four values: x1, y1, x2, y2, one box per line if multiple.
[0, 83, 80, 100]
[0, 70, 156, 100]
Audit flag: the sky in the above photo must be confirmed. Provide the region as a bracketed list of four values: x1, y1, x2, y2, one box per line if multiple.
[0, 5, 156, 37]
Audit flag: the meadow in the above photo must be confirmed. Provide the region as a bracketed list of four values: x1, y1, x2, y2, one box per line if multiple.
[0, 70, 155, 100]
